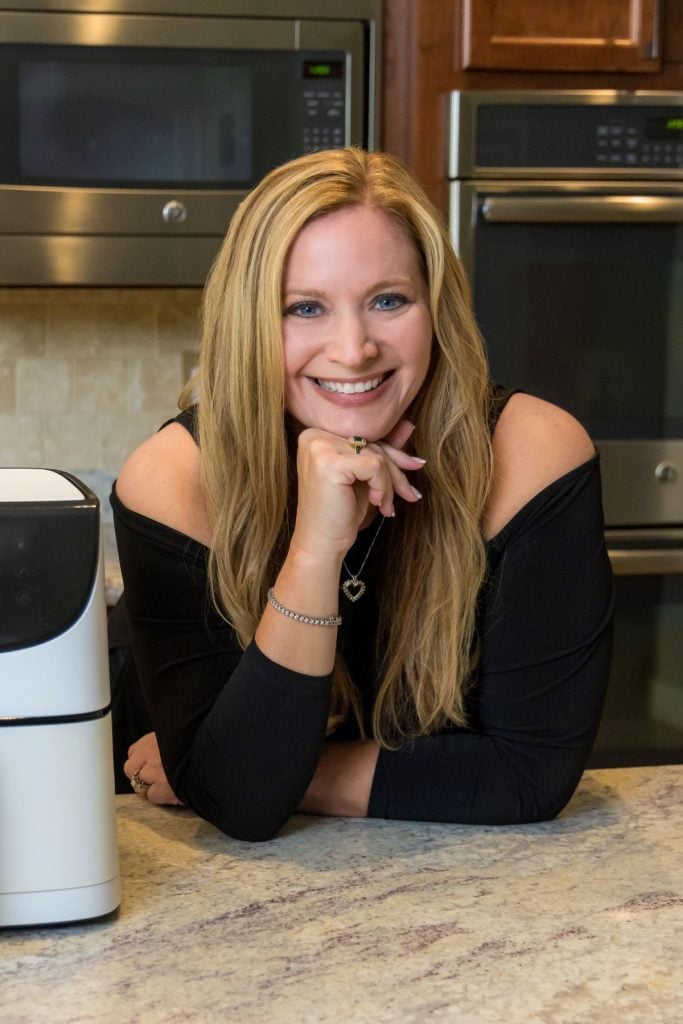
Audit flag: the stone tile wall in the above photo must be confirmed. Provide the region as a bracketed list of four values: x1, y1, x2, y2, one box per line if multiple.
[0, 287, 202, 556]
[0, 287, 201, 472]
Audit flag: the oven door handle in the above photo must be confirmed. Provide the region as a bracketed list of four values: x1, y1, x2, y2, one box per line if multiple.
[480, 196, 683, 224]
[608, 548, 683, 575]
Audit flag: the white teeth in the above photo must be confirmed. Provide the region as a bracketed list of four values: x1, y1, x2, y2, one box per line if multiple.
[316, 375, 384, 394]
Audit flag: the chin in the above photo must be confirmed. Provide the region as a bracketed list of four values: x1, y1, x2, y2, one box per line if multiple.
[326, 416, 395, 443]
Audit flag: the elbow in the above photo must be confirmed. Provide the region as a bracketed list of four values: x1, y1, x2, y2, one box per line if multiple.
[514, 773, 583, 825]
[517, 799, 566, 825]
[177, 778, 293, 843]
[219, 823, 282, 844]
[215, 809, 287, 843]
[191, 801, 288, 843]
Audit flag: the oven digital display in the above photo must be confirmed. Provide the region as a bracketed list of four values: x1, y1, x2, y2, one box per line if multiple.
[646, 116, 683, 138]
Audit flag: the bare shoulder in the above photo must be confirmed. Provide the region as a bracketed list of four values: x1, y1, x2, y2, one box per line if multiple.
[115, 421, 211, 545]
[483, 393, 596, 541]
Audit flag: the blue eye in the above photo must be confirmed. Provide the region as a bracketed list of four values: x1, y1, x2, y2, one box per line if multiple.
[375, 293, 407, 311]
[286, 301, 322, 318]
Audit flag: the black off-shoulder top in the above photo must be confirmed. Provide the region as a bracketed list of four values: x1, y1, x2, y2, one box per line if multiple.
[110, 389, 613, 840]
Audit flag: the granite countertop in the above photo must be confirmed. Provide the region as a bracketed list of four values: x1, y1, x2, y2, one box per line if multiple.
[2, 766, 682, 1024]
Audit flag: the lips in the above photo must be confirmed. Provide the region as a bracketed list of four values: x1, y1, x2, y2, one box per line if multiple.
[314, 373, 388, 394]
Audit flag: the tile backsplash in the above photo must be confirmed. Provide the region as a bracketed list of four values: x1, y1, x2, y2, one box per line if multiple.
[0, 287, 201, 473]
[0, 287, 202, 563]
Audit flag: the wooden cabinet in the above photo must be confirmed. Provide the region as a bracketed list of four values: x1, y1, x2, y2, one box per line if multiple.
[382, 0, 683, 215]
[462, 0, 662, 73]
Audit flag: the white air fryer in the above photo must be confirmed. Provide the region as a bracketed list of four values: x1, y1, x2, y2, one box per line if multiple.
[0, 468, 120, 926]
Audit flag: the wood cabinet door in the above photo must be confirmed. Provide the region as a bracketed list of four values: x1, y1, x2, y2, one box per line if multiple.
[463, 0, 662, 72]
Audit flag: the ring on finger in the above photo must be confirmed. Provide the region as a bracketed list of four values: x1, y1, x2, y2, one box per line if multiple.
[347, 435, 367, 455]
[130, 770, 150, 795]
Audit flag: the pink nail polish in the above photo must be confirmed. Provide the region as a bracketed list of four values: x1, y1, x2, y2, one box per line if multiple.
[411, 487, 422, 499]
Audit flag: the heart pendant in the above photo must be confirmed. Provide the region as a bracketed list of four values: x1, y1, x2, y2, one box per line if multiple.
[342, 578, 366, 603]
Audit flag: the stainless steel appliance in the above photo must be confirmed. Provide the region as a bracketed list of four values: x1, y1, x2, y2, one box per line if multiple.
[449, 90, 683, 766]
[0, 468, 120, 927]
[0, 0, 381, 286]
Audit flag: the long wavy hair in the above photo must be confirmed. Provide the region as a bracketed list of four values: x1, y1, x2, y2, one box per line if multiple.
[179, 148, 493, 746]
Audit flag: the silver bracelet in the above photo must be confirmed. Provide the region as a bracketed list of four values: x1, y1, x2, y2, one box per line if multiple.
[267, 588, 342, 627]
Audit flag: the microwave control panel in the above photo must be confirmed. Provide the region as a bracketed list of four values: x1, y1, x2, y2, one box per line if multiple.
[300, 59, 346, 153]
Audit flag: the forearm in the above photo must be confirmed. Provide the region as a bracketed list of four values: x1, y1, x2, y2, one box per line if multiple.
[171, 642, 332, 840]
[255, 544, 344, 676]
[299, 740, 380, 818]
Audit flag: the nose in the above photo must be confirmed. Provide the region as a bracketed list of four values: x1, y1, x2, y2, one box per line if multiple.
[326, 313, 378, 368]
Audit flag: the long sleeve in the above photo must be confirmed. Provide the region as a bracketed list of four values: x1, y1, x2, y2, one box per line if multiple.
[368, 455, 614, 825]
[111, 487, 332, 841]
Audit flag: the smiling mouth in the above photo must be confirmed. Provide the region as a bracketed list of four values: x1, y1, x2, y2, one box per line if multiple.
[315, 373, 390, 394]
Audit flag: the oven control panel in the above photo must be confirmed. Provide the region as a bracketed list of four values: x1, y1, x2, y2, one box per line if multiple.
[595, 118, 683, 168]
[456, 94, 683, 176]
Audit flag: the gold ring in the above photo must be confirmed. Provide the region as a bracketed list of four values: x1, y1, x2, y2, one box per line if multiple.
[348, 436, 367, 455]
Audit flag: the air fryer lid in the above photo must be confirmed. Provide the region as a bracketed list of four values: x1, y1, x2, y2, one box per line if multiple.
[0, 469, 99, 652]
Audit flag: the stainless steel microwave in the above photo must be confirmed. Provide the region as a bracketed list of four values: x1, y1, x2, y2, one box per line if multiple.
[0, 0, 381, 286]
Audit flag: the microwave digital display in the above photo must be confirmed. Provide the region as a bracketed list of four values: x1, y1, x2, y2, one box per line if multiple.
[303, 60, 343, 79]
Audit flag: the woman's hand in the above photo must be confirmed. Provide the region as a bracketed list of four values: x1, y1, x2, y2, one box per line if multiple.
[123, 732, 184, 806]
[256, 418, 425, 677]
[291, 418, 425, 559]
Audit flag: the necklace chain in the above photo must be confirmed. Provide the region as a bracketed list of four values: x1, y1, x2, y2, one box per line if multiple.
[340, 515, 385, 603]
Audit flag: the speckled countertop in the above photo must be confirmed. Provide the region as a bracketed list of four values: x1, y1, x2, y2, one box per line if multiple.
[2, 766, 682, 1024]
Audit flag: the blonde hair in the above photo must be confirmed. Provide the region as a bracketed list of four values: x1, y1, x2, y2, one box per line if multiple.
[180, 148, 492, 747]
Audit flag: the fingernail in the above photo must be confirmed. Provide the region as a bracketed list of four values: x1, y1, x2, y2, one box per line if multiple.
[411, 487, 423, 499]
[411, 456, 427, 464]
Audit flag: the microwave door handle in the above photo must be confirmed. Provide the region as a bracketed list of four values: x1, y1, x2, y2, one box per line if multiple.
[480, 196, 683, 224]
[608, 548, 683, 575]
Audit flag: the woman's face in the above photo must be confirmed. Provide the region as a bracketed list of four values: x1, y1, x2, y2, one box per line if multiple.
[282, 204, 433, 442]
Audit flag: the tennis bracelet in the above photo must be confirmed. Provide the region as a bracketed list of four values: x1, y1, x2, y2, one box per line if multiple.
[267, 588, 342, 627]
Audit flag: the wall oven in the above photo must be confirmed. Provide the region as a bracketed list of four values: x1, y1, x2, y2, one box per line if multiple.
[0, 0, 381, 286]
[449, 90, 683, 767]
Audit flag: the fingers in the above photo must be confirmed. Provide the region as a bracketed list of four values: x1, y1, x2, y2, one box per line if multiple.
[123, 732, 184, 806]
[382, 418, 415, 450]
[125, 763, 184, 806]
[144, 766, 184, 807]
[376, 440, 426, 472]
[294, 427, 425, 539]
[123, 732, 158, 782]
[379, 451, 424, 508]
[123, 752, 143, 782]
[147, 783, 184, 807]
[352, 445, 424, 517]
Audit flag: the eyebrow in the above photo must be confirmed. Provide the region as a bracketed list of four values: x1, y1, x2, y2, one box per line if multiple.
[283, 278, 415, 299]
[282, 288, 328, 300]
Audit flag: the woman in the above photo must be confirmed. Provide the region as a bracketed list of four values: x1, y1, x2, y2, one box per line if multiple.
[112, 148, 613, 841]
